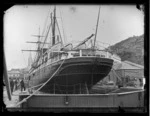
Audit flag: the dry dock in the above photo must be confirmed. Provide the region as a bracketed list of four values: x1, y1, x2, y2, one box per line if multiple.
[3, 86, 145, 112]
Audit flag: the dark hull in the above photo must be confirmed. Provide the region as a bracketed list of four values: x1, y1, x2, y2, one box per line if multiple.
[29, 57, 113, 94]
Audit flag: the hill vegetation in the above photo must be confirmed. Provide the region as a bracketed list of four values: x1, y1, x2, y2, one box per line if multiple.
[109, 34, 144, 66]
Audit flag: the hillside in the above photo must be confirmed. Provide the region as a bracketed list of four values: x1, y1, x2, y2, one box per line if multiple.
[109, 34, 144, 66]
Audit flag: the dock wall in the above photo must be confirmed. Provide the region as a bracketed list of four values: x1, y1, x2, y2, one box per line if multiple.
[20, 90, 144, 108]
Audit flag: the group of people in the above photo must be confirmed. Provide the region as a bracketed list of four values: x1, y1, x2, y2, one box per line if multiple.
[9, 78, 26, 94]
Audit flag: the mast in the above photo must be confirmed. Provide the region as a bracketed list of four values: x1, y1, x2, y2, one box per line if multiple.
[52, 6, 56, 45]
[93, 6, 101, 50]
[31, 29, 44, 52]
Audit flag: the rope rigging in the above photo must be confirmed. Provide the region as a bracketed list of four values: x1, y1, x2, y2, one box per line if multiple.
[55, 18, 64, 48]
[15, 57, 66, 107]
[41, 20, 52, 50]
[59, 7, 67, 45]
[31, 7, 51, 65]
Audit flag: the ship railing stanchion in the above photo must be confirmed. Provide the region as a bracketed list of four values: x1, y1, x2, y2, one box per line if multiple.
[79, 50, 82, 57]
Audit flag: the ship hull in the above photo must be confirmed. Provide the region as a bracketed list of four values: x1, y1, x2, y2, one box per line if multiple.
[29, 57, 113, 94]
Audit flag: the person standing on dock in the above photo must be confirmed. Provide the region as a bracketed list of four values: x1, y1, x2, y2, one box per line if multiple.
[14, 79, 18, 91]
[10, 78, 14, 94]
[20, 78, 26, 92]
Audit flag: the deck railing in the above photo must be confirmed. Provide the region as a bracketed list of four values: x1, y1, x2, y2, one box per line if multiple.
[66, 49, 113, 59]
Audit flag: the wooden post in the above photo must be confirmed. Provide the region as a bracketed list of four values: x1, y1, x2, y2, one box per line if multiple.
[85, 82, 89, 94]
[3, 51, 11, 100]
[80, 83, 81, 94]
[74, 84, 75, 94]
[54, 83, 55, 94]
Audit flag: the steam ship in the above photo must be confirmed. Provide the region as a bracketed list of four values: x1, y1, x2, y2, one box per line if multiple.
[24, 6, 115, 94]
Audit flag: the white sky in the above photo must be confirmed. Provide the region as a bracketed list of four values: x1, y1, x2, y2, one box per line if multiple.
[4, 5, 144, 70]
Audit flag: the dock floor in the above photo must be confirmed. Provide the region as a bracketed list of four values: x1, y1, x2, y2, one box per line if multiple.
[3, 87, 27, 108]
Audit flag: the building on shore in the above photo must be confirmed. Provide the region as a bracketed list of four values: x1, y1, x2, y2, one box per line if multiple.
[99, 60, 144, 87]
[7, 69, 24, 80]
[7, 51, 33, 80]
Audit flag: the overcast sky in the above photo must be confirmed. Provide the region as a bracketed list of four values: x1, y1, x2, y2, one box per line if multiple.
[4, 5, 144, 70]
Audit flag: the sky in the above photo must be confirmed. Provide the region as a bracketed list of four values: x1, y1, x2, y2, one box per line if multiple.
[4, 5, 144, 70]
